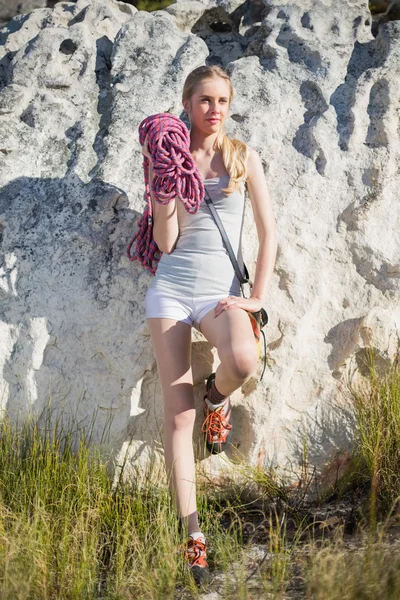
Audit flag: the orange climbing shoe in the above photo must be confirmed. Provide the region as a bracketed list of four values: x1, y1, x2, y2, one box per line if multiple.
[201, 373, 233, 454]
[183, 536, 210, 586]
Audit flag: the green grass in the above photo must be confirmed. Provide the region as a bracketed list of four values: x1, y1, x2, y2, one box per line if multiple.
[0, 409, 252, 599]
[305, 531, 400, 599]
[0, 346, 400, 598]
[349, 348, 400, 515]
[131, 0, 175, 12]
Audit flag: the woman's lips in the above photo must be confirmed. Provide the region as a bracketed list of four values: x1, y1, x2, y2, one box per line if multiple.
[207, 118, 220, 123]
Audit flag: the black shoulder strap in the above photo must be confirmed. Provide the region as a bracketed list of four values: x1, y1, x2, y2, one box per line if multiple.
[203, 188, 252, 288]
[204, 188, 268, 382]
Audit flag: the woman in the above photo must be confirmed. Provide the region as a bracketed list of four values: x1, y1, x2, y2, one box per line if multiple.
[143, 65, 277, 584]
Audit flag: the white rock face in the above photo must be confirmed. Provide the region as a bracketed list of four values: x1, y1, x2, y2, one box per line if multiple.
[0, 0, 399, 482]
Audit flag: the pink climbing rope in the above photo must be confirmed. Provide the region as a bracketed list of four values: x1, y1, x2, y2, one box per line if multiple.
[126, 113, 205, 275]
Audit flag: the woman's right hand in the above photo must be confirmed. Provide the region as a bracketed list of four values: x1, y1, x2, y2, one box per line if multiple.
[141, 133, 152, 160]
[142, 133, 178, 254]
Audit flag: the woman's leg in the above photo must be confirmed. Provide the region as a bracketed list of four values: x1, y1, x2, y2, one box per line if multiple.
[199, 306, 259, 394]
[146, 317, 200, 534]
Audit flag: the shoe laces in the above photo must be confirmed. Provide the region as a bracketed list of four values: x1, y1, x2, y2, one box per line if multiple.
[180, 537, 208, 568]
[201, 403, 232, 436]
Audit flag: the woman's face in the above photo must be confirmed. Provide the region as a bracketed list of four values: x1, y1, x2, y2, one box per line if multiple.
[185, 77, 231, 134]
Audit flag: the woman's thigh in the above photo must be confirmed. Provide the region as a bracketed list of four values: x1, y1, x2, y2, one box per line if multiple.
[146, 318, 194, 416]
[198, 306, 258, 376]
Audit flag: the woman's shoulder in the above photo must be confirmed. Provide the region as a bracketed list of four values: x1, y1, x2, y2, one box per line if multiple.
[245, 145, 260, 164]
[244, 145, 263, 182]
[229, 138, 257, 174]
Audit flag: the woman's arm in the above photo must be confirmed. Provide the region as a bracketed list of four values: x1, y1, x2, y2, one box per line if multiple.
[142, 134, 179, 254]
[245, 146, 278, 300]
[148, 160, 179, 254]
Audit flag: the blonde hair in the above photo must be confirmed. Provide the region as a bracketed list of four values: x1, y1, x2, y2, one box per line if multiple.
[182, 65, 249, 195]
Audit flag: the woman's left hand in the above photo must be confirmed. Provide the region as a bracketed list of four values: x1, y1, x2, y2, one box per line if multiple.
[214, 295, 263, 318]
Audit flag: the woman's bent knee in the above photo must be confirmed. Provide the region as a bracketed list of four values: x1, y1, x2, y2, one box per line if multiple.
[221, 345, 258, 381]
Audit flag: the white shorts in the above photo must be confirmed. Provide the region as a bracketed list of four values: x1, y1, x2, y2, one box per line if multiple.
[145, 286, 238, 333]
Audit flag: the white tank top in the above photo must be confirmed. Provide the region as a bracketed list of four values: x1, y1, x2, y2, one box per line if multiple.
[148, 174, 246, 297]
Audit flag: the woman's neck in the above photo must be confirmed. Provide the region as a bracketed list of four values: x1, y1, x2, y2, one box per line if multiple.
[189, 130, 218, 155]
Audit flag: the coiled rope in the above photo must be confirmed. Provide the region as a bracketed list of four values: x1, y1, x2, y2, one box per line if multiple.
[126, 113, 205, 274]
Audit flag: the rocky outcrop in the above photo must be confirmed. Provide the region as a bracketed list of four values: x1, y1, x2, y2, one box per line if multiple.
[0, 0, 399, 483]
